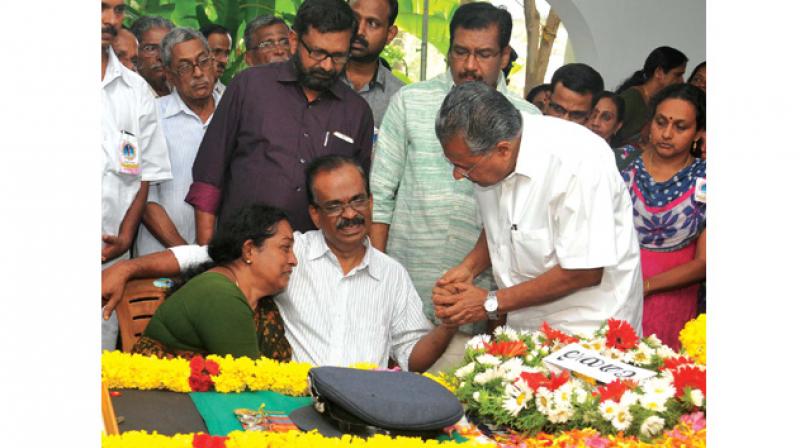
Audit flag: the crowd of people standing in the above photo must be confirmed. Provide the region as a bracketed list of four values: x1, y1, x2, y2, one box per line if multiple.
[100, 0, 706, 372]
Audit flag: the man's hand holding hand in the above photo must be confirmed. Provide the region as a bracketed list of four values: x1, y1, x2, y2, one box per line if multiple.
[432, 283, 489, 326]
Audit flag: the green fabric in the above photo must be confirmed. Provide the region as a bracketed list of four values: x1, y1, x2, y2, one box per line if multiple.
[369, 71, 539, 335]
[143, 272, 261, 358]
[190, 391, 312, 436]
[618, 87, 648, 143]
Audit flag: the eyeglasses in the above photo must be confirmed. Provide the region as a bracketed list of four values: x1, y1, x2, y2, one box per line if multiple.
[452, 150, 495, 180]
[250, 38, 291, 52]
[140, 43, 160, 55]
[449, 46, 501, 61]
[173, 55, 214, 77]
[298, 37, 349, 65]
[316, 195, 369, 216]
[547, 101, 591, 123]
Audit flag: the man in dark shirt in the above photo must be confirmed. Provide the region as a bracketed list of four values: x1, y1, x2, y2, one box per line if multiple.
[186, 0, 374, 242]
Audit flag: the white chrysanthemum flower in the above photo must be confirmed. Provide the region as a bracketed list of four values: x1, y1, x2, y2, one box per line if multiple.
[588, 338, 605, 352]
[611, 408, 633, 431]
[553, 382, 575, 407]
[454, 362, 475, 379]
[547, 405, 574, 423]
[493, 325, 518, 340]
[639, 393, 667, 412]
[598, 400, 619, 421]
[473, 391, 481, 402]
[473, 366, 504, 385]
[642, 377, 676, 400]
[619, 390, 639, 408]
[499, 357, 524, 380]
[459, 381, 465, 389]
[476, 354, 501, 367]
[466, 334, 491, 350]
[502, 383, 533, 417]
[656, 344, 677, 359]
[690, 389, 705, 407]
[535, 387, 554, 414]
[606, 348, 625, 360]
[525, 354, 534, 363]
[574, 387, 588, 404]
[640, 415, 665, 437]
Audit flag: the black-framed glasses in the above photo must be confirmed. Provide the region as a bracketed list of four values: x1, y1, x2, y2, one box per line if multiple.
[298, 37, 349, 65]
[449, 45, 501, 61]
[316, 195, 369, 216]
[547, 101, 591, 123]
[451, 149, 495, 180]
[173, 55, 214, 77]
[250, 38, 291, 52]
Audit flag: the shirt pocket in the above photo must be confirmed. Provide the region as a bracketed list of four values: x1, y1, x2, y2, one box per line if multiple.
[326, 130, 356, 156]
[510, 228, 554, 276]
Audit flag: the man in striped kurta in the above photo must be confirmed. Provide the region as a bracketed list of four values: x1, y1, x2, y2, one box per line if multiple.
[368, 3, 539, 371]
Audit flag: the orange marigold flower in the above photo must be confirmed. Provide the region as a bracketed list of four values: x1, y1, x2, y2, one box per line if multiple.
[483, 340, 529, 358]
[541, 321, 579, 345]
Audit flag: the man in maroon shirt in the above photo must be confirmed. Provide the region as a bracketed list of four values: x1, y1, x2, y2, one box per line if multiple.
[186, 0, 374, 242]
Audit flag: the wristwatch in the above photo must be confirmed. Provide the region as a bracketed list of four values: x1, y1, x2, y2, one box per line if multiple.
[484, 290, 499, 320]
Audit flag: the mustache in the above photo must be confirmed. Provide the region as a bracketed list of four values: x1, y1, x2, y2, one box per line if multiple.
[458, 71, 481, 80]
[103, 26, 118, 37]
[336, 215, 365, 230]
[352, 35, 368, 48]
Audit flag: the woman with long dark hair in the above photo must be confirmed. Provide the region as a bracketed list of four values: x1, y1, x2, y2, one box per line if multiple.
[132, 204, 298, 360]
[614, 46, 688, 146]
[620, 83, 706, 350]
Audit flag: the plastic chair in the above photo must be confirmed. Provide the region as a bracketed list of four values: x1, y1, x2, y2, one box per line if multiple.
[116, 278, 169, 352]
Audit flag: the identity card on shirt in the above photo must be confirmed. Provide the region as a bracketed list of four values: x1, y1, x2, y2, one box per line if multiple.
[694, 177, 706, 203]
[118, 130, 141, 175]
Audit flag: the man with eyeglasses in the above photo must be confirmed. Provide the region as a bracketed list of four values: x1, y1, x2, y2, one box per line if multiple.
[186, 0, 373, 244]
[102, 155, 456, 372]
[432, 82, 642, 339]
[135, 28, 221, 258]
[369, 2, 538, 373]
[200, 24, 232, 96]
[544, 63, 605, 125]
[341, 0, 404, 127]
[244, 15, 294, 66]
[101, 0, 172, 350]
[131, 16, 175, 97]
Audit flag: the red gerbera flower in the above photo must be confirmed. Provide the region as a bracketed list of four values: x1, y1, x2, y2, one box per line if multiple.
[671, 365, 706, 397]
[546, 370, 570, 391]
[192, 433, 228, 448]
[604, 319, 639, 351]
[660, 355, 695, 371]
[540, 321, 579, 345]
[521, 370, 571, 392]
[484, 340, 528, 358]
[593, 379, 636, 402]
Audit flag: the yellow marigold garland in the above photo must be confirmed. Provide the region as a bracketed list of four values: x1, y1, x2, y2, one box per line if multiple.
[679, 313, 706, 365]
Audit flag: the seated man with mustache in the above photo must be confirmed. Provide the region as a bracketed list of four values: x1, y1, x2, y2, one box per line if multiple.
[103, 155, 456, 372]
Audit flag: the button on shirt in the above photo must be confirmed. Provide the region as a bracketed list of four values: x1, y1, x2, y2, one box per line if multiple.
[475, 113, 643, 337]
[169, 231, 433, 370]
[370, 71, 538, 335]
[102, 46, 172, 268]
[185, 61, 374, 232]
[341, 63, 404, 127]
[135, 88, 221, 256]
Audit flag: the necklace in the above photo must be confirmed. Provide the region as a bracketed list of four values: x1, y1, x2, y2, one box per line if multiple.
[218, 265, 240, 288]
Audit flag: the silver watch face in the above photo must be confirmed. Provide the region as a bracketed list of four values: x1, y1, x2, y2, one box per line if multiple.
[484, 295, 498, 312]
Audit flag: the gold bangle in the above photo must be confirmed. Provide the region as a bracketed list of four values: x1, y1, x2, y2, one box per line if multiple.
[645, 280, 651, 294]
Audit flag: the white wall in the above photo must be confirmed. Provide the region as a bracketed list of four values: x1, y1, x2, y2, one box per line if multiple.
[548, 0, 706, 90]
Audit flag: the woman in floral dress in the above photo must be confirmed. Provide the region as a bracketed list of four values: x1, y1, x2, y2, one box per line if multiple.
[621, 84, 706, 350]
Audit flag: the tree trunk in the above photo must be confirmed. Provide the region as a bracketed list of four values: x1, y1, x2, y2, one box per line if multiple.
[523, 0, 540, 96]
[532, 10, 560, 86]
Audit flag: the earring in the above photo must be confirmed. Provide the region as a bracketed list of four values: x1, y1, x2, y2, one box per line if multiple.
[245, 259, 252, 265]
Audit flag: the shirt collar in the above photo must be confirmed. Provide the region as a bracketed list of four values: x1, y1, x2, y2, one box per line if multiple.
[103, 46, 130, 88]
[443, 68, 510, 94]
[275, 59, 347, 100]
[306, 230, 382, 280]
[161, 87, 221, 122]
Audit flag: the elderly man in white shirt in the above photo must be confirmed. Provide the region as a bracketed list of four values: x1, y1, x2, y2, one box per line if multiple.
[102, 0, 172, 350]
[432, 82, 643, 337]
[135, 28, 221, 256]
[102, 155, 456, 371]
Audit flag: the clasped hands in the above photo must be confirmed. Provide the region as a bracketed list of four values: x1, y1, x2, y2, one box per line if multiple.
[432, 264, 490, 326]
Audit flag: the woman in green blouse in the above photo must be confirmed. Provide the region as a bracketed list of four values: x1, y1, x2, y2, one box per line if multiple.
[132, 204, 298, 360]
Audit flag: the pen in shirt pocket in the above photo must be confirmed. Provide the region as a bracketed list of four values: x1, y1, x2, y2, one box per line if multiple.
[323, 131, 329, 147]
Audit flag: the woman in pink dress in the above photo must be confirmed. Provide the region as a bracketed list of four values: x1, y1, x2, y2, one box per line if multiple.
[621, 83, 706, 351]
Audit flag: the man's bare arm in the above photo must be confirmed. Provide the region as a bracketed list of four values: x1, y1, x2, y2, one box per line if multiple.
[101, 249, 183, 319]
[195, 209, 217, 245]
[142, 202, 188, 247]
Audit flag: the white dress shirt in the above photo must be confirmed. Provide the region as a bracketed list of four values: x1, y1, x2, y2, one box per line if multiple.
[102, 47, 172, 268]
[474, 113, 643, 337]
[135, 89, 220, 256]
[170, 231, 433, 369]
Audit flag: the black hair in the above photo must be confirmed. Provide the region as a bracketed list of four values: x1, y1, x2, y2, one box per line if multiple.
[200, 24, 230, 39]
[383, 0, 399, 26]
[647, 83, 706, 131]
[293, 0, 357, 40]
[305, 155, 369, 205]
[449, 2, 512, 50]
[525, 83, 551, 103]
[502, 46, 518, 81]
[551, 63, 605, 105]
[689, 61, 706, 84]
[615, 46, 688, 94]
[207, 204, 290, 265]
[594, 90, 625, 122]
